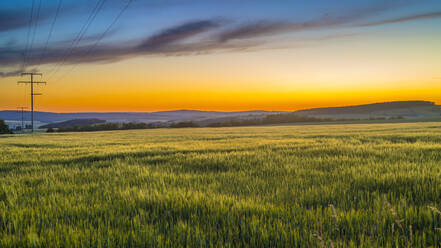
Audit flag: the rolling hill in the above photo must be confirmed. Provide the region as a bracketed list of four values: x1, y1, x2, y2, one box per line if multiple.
[294, 101, 441, 119]
[1, 101, 440, 127]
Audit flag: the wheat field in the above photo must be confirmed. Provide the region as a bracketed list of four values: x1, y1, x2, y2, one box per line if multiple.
[0, 123, 440, 247]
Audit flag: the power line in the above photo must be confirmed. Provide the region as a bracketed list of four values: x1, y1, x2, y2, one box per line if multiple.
[47, 0, 107, 79]
[37, 0, 63, 71]
[88, 0, 132, 53]
[68, 0, 107, 55]
[23, 0, 35, 69]
[17, 72, 47, 133]
[47, 0, 105, 77]
[27, 0, 42, 68]
[57, 0, 132, 81]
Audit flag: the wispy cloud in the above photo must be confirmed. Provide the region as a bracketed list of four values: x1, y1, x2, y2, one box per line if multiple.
[357, 11, 441, 27]
[0, 69, 24, 77]
[0, 19, 228, 69]
[0, 68, 37, 77]
[138, 20, 222, 51]
[216, 1, 434, 42]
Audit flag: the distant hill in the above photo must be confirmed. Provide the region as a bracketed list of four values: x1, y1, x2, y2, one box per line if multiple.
[0, 110, 284, 124]
[1, 101, 440, 126]
[295, 101, 441, 119]
[40, 119, 106, 129]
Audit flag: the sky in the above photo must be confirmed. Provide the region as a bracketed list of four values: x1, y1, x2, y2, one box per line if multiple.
[1, 0, 441, 112]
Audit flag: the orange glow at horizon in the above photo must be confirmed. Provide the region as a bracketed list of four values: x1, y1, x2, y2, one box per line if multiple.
[3, 86, 441, 113]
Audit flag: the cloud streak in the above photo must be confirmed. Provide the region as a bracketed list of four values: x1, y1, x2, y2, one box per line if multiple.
[216, 2, 435, 42]
[0, 68, 38, 77]
[357, 11, 441, 27]
[138, 20, 222, 51]
[0, 69, 25, 77]
[0, 19, 228, 70]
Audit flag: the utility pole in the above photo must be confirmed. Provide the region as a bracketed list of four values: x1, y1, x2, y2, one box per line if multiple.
[18, 72, 46, 133]
[17, 107, 27, 131]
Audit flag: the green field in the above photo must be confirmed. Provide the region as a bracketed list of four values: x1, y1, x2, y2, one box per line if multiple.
[1, 123, 440, 247]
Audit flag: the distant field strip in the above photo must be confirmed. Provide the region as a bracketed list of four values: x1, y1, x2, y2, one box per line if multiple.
[0, 123, 440, 247]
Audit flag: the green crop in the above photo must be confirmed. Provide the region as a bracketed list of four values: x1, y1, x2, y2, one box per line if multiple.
[0, 122, 440, 247]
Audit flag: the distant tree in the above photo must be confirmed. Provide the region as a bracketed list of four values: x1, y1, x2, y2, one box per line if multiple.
[46, 128, 55, 133]
[263, 114, 326, 124]
[207, 114, 328, 128]
[0, 120, 12, 134]
[56, 122, 160, 132]
[170, 122, 200, 128]
[40, 119, 106, 129]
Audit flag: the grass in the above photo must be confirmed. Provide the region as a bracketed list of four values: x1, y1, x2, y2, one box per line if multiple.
[0, 122, 440, 247]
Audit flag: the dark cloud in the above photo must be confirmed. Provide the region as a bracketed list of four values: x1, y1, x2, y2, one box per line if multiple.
[138, 20, 222, 50]
[218, 21, 290, 42]
[0, 13, 362, 69]
[0, 19, 227, 69]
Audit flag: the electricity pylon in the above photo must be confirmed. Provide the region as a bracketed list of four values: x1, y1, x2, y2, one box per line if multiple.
[18, 72, 46, 132]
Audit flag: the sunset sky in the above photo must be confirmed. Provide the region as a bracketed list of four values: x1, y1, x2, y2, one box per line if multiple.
[1, 0, 441, 112]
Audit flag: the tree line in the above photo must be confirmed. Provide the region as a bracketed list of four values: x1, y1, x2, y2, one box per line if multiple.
[48, 114, 330, 132]
[50, 122, 159, 132]
[0, 120, 12, 134]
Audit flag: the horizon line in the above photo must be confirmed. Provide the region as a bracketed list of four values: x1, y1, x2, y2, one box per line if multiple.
[0, 100, 435, 114]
